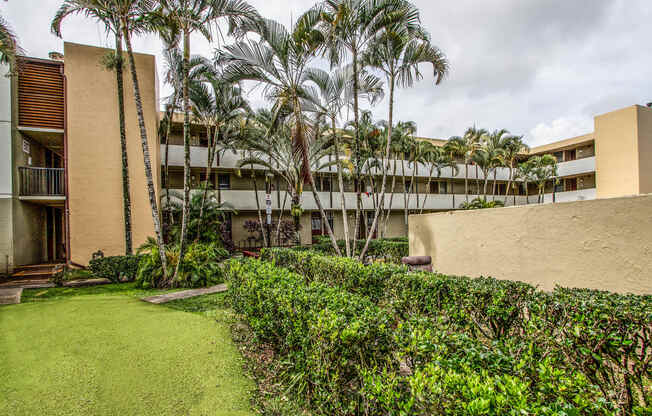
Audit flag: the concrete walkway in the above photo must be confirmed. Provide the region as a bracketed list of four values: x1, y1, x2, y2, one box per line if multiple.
[142, 284, 228, 304]
[0, 288, 22, 305]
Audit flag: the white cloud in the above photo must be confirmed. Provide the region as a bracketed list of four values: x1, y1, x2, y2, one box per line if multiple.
[528, 116, 593, 147]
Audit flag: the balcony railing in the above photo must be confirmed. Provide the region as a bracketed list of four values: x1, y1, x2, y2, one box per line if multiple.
[19, 167, 65, 197]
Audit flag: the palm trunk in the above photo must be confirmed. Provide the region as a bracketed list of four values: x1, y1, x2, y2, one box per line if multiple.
[173, 31, 191, 283]
[420, 165, 435, 214]
[332, 117, 350, 257]
[504, 163, 513, 203]
[115, 32, 132, 255]
[401, 157, 408, 234]
[483, 170, 489, 196]
[252, 168, 267, 247]
[351, 44, 361, 254]
[275, 191, 288, 245]
[464, 162, 469, 203]
[383, 154, 398, 236]
[492, 169, 497, 199]
[359, 75, 395, 260]
[122, 22, 168, 282]
[163, 93, 176, 226]
[197, 125, 217, 237]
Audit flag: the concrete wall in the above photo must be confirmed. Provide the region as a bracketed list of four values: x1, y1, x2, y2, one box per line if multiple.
[409, 194, 652, 294]
[65, 42, 160, 264]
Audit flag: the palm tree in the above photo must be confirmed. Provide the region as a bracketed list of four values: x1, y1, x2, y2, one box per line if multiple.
[484, 129, 509, 198]
[236, 113, 331, 245]
[381, 120, 415, 235]
[530, 154, 558, 203]
[154, 0, 260, 283]
[445, 126, 486, 203]
[115, 0, 170, 280]
[303, 66, 383, 256]
[52, 0, 134, 255]
[515, 158, 536, 204]
[359, 24, 448, 258]
[160, 45, 205, 224]
[419, 143, 458, 214]
[0, 14, 22, 66]
[500, 135, 529, 202]
[304, 0, 419, 251]
[472, 134, 503, 197]
[221, 18, 342, 255]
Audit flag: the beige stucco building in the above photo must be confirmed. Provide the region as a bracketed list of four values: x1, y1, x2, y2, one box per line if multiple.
[1, 43, 160, 274]
[2, 39, 650, 275]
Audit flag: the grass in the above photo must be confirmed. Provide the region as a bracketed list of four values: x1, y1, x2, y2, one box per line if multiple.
[0, 285, 253, 416]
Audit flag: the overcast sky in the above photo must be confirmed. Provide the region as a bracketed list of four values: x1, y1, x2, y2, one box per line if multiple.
[3, 0, 651, 146]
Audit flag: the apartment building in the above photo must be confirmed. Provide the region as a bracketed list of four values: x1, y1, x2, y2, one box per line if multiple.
[2, 40, 650, 272]
[161, 104, 652, 248]
[0, 43, 160, 275]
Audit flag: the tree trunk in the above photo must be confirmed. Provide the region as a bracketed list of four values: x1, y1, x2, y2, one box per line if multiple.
[401, 158, 409, 234]
[464, 162, 469, 203]
[115, 32, 132, 255]
[163, 92, 176, 226]
[197, 125, 217, 237]
[420, 165, 435, 214]
[359, 76, 395, 260]
[483, 170, 489, 196]
[275, 191, 288, 245]
[173, 31, 191, 283]
[332, 117, 350, 257]
[383, 153, 398, 236]
[492, 169, 497, 199]
[122, 22, 168, 282]
[504, 163, 513, 203]
[251, 158, 267, 248]
[351, 44, 361, 254]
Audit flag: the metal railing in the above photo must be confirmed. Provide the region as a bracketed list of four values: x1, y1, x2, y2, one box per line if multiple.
[19, 167, 65, 196]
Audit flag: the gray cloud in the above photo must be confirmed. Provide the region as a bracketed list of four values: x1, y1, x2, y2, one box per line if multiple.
[3, 0, 650, 147]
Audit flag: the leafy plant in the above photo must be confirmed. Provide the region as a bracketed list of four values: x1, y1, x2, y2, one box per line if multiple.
[88, 255, 142, 283]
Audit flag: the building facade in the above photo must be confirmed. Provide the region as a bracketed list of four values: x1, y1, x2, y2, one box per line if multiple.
[0, 43, 160, 274]
[2, 40, 651, 272]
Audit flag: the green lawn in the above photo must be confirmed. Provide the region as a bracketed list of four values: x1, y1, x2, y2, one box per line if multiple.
[0, 285, 253, 416]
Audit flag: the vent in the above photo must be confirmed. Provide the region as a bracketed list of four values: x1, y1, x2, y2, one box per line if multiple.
[18, 58, 64, 130]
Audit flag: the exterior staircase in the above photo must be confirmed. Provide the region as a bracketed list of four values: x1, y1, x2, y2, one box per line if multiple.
[0, 264, 64, 289]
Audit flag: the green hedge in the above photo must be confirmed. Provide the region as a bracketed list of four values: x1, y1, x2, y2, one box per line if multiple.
[255, 248, 652, 414]
[309, 238, 409, 264]
[88, 255, 142, 283]
[225, 258, 396, 414]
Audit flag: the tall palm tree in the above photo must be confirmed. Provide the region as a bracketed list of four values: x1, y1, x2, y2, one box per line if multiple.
[500, 135, 529, 202]
[154, 0, 260, 283]
[221, 18, 342, 255]
[160, 45, 205, 224]
[445, 126, 486, 203]
[359, 24, 448, 258]
[419, 143, 458, 214]
[116, 0, 170, 282]
[382, 120, 415, 235]
[303, 66, 383, 256]
[530, 154, 558, 203]
[0, 14, 22, 66]
[52, 0, 134, 255]
[515, 158, 536, 204]
[304, 0, 418, 251]
[484, 129, 509, 198]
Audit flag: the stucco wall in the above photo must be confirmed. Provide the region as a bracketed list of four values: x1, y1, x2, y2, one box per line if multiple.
[65, 42, 159, 264]
[409, 194, 652, 294]
[595, 105, 652, 198]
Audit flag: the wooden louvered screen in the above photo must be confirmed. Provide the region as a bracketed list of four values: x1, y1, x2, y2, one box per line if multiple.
[18, 59, 64, 130]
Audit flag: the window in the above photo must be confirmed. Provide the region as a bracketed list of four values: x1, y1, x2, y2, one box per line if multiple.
[430, 182, 439, 194]
[311, 212, 322, 235]
[554, 182, 564, 193]
[565, 149, 576, 161]
[553, 151, 563, 163]
[316, 176, 332, 192]
[566, 177, 577, 191]
[218, 173, 230, 190]
[223, 212, 232, 241]
[199, 172, 216, 188]
[405, 179, 411, 192]
[439, 181, 448, 194]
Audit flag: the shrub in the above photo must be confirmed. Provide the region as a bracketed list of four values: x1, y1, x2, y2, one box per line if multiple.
[136, 239, 229, 288]
[225, 258, 396, 415]
[308, 238, 409, 264]
[253, 249, 651, 414]
[88, 255, 142, 283]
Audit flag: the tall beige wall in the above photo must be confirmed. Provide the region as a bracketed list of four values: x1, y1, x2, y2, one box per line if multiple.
[595, 105, 652, 198]
[409, 195, 652, 294]
[65, 42, 160, 265]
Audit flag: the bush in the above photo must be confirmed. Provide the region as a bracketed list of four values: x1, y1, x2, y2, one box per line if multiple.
[135, 239, 229, 289]
[225, 258, 396, 415]
[253, 249, 652, 414]
[88, 255, 142, 283]
[309, 238, 409, 264]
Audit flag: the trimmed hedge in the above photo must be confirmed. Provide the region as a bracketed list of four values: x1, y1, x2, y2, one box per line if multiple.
[310, 237, 409, 263]
[256, 248, 652, 414]
[225, 258, 396, 414]
[88, 255, 142, 283]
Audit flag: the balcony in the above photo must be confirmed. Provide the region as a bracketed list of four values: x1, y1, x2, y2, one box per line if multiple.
[18, 167, 65, 204]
